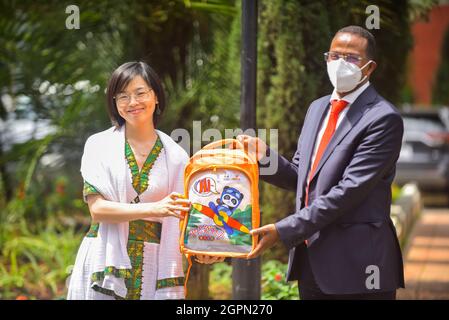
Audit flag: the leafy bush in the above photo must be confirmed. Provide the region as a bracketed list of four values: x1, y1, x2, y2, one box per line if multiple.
[261, 260, 299, 300]
[0, 223, 83, 300]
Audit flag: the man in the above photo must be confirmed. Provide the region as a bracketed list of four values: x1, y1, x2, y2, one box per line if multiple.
[239, 26, 405, 300]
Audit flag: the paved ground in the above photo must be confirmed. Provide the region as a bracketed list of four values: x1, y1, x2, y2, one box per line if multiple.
[398, 204, 449, 299]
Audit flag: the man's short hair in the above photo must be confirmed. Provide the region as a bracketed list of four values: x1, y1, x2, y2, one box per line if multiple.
[335, 25, 376, 60]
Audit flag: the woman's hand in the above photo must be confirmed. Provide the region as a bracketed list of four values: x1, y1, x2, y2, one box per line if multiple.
[148, 192, 191, 219]
[195, 254, 226, 264]
[236, 135, 268, 162]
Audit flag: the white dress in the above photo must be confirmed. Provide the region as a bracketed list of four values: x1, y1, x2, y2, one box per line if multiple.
[67, 135, 185, 300]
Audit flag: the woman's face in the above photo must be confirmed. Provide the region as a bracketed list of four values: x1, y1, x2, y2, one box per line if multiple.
[115, 75, 157, 127]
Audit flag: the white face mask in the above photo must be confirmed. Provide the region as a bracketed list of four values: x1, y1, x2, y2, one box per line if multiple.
[327, 58, 372, 93]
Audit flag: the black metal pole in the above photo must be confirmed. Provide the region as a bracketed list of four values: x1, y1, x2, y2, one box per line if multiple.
[232, 0, 260, 300]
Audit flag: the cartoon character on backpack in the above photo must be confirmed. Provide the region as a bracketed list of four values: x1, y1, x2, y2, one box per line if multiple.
[209, 186, 244, 236]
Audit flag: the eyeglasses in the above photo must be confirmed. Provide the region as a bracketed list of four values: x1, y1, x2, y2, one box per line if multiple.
[324, 51, 363, 64]
[114, 89, 152, 106]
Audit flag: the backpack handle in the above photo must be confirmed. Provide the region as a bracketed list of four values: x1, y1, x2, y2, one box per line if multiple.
[202, 139, 245, 151]
[200, 139, 258, 164]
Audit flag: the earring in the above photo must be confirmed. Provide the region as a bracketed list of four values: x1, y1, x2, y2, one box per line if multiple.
[155, 103, 161, 115]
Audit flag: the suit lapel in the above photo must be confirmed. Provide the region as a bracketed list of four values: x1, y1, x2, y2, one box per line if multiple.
[309, 85, 378, 183]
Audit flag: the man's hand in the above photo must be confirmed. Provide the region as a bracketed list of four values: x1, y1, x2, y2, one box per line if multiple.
[236, 135, 268, 162]
[195, 254, 225, 264]
[247, 224, 280, 259]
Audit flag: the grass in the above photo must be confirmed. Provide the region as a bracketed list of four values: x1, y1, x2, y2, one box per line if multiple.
[0, 222, 84, 300]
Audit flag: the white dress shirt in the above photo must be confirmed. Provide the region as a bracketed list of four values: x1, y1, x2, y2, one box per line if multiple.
[308, 81, 371, 181]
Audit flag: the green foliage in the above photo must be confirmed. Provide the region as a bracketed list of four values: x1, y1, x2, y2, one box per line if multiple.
[0, 223, 83, 299]
[0, 1, 123, 225]
[160, 0, 241, 144]
[261, 260, 299, 300]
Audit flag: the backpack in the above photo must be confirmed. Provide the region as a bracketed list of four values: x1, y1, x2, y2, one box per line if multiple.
[180, 139, 260, 259]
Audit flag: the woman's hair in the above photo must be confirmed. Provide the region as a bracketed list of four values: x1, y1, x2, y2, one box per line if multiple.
[106, 61, 166, 127]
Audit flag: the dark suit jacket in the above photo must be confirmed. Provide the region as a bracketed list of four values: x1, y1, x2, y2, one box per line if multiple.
[262, 85, 405, 295]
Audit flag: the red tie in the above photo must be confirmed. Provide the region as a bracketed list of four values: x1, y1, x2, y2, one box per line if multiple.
[305, 99, 348, 207]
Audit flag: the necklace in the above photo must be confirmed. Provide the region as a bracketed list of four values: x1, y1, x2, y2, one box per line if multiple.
[126, 134, 157, 158]
[128, 141, 152, 158]
[132, 146, 149, 157]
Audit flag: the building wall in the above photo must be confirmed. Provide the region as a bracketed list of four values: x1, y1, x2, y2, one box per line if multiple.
[408, 5, 449, 106]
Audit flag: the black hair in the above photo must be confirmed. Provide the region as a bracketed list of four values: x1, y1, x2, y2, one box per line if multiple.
[335, 25, 376, 60]
[106, 61, 166, 127]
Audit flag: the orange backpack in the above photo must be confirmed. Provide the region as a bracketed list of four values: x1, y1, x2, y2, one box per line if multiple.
[180, 139, 260, 259]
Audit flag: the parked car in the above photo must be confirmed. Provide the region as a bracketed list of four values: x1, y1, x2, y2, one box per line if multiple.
[395, 107, 449, 192]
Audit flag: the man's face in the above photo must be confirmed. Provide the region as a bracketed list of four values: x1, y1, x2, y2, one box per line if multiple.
[328, 32, 376, 79]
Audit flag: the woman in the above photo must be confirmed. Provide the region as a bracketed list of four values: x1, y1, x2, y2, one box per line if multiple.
[67, 61, 219, 300]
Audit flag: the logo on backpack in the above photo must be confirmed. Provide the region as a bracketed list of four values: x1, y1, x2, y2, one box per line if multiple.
[192, 177, 219, 197]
